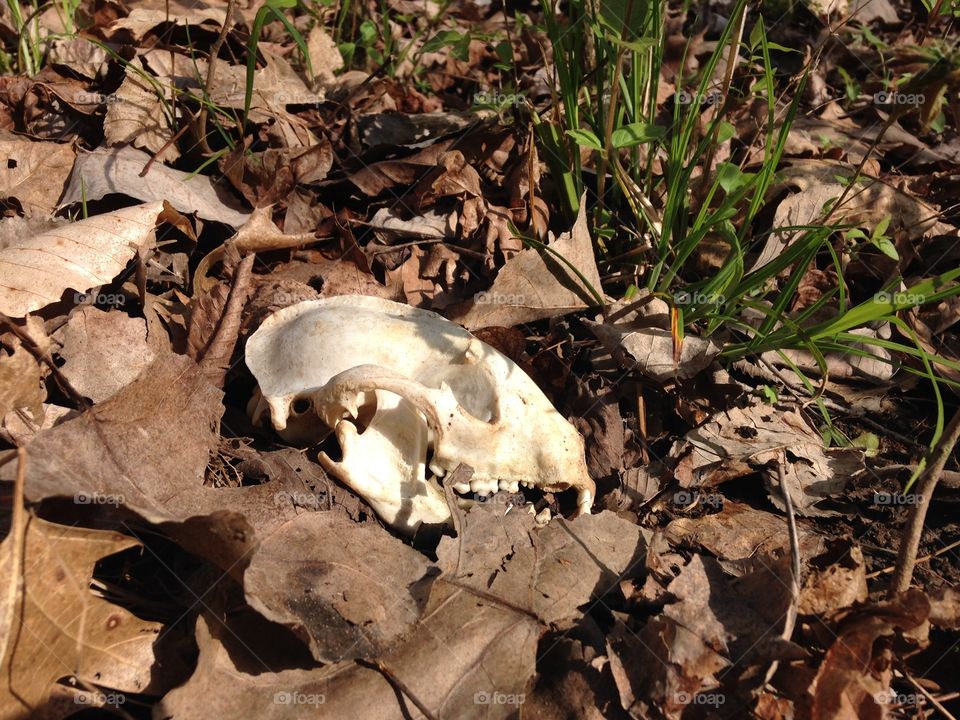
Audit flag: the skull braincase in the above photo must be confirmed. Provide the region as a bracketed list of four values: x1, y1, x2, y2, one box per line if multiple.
[245, 295, 595, 533]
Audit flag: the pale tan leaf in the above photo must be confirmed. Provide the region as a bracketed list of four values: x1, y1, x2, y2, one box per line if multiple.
[244, 513, 434, 663]
[159, 586, 538, 719]
[672, 402, 864, 516]
[0, 133, 76, 217]
[584, 293, 721, 382]
[0, 341, 44, 421]
[59, 307, 156, 402]
[752, 160, 953, 272]
[47, 37, 108, 79]
[451, 194, 603, 329]
[0, 518, 160, 718]
[61, 146, 251, 226]
[105, 4, 226, 41]
[0, 201, 165, 317]
[306, 25, 344, 86]
[103, 57, 178, 162]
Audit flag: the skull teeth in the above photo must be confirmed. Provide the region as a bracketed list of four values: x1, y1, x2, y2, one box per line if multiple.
[499, 479, 520, 492]
[452, 481, 470, 494]
[469, 479, 498, 496]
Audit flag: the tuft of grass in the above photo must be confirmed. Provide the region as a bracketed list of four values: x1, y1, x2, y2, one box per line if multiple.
[535, 0, 960, 458]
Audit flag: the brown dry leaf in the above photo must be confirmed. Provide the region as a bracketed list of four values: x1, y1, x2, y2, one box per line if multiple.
[664, 554, 794, 664]
[47, 37, 108, 79]
[762, 324, 898, 384]
[244, 513, 434, 663]
[752, 160, 953, 272]
[847, 0, 898, 22]
[367, 207, 454, 240]
[61, 146, 251, 226]
[414, 149, 483, 209]
[0, 201, 166, 317]
[9, 352, 333, 573]
[1, 402, 73, 444]
[347, 140, 455, 196]
[798, 540, 868, 617]
[10, 353, 250, 566]
[104, 57, 179, 163]
[809, 590, 930, 719]
[140, 43, 325, 122]
[526, 637, 627, 720]
[672, 402, 864, 516]
[609, 554, 796, 718]
[187, 282, 230, 362]
[572, 388, 627, 480]
[0, 518, 160, 718]
[306, 24, 343, 86]
[781, 104, 948, 167]
[17, 354, 223, 523]
[194, 206, 318, 294]
[665, 500, 826, 563]
[585, 294, 721, 383]
[58, 307, 156, 402]
[159, 582, 538, 719]
[928, 586, 960, 630]
[207, 48, 324, 117]
[0, 132, 75, 217]
[607, 614, 726, 720]
[392, 242, 465, 308]
[105, 3, 226, 41]
[195, 253, 254, 388]
[0, 215, 68, 250]
[451, 195, 603, 329]
[437, 506, 645, 624]
[591, 325, 720, 383]
[0, 341, 44, 422]
[220, 141, 333, 207]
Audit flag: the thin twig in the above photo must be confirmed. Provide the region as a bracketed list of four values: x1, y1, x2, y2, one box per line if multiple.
[441, 464, 473, 577]
[889, 405, 960, 596]
[901, 665, 957, 720]
[867, 538, 960, 579]
[765, 451, 801, 685]
[197, 0, 236, 154]
[873, 464, 960, 489]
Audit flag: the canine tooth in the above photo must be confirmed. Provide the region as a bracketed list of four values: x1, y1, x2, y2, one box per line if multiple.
[509, 481, 519, 493]
[499, 479, 511, 490]
[452, 481, 470, 494]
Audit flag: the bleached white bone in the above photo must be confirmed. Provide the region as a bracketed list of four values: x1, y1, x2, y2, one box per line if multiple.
[245, 296, 595, 533]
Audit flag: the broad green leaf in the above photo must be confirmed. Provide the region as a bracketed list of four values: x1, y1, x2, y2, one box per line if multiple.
[422, 30, 465, 53]
[610, 123, 665, 147]
[716, 162, 754, 193]
[567, 128, 604, 150]
[716, 121, 736, 143]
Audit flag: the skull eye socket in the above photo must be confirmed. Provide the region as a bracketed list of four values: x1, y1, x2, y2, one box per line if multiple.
[291, 397, 312, 415]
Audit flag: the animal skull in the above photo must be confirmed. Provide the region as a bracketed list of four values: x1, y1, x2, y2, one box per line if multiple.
[245, 295, 595, 533]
